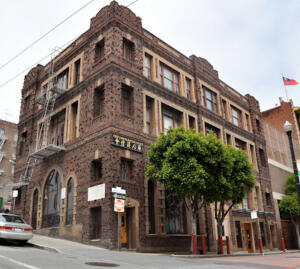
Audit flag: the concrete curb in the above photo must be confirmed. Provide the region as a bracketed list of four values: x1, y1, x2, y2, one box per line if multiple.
[172, 250, 300, 258]
[27, 242, 61, 254]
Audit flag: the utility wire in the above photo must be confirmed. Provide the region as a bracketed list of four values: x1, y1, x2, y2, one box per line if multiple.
[0, 0, 98, 72]
[0, 0, 140, 89]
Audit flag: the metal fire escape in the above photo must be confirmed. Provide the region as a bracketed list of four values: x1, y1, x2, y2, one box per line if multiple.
[16, 48, 67, 186]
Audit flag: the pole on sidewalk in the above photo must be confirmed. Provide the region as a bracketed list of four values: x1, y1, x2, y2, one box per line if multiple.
[226, 236, 230, 254]
[281, 237, 286, 252]
[201, 234, 206, 255]
[117, 212, 120, 251]
[219, 236, 224, 255]
[258, 238, 263, 254]
[192, 235, 197, 254]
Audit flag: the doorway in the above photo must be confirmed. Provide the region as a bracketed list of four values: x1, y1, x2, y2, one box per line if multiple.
[244, 223, 254, 253]
[31, 190, 38, 230]
[90, 207, 101, 240]
[121, 210, 127, 247]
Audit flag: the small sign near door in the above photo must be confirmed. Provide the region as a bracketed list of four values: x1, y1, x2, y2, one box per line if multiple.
[251, 210, 258, 219]
[114, 199, 125, 212]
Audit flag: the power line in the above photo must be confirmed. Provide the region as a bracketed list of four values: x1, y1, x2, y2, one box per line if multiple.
[0, 0, 140, 89]
[0, 0, 98, 72]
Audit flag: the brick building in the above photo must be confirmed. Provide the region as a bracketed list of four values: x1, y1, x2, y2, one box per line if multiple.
[262, 98, 300, 249]
[0, 119, 17, 210]
[14, 1, 278, 252]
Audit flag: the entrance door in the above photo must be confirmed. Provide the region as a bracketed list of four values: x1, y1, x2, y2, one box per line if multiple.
[244, 223, 253, 253]
[90, 207, 101, 239]
[32, 190, 38, 230]
[121, 210, 127, 247]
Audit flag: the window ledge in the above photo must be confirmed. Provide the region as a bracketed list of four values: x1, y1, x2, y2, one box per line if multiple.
[122, 114, 134, 122]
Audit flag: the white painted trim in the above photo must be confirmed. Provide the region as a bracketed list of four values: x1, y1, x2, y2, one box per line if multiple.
[273, 192, 285, 200]
[268, 158, 293, 173]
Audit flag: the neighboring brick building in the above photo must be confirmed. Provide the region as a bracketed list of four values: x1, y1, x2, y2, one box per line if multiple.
[14, 1, 278, 252]
[262, 98, 300, 249]
[0, 119, 17, 210]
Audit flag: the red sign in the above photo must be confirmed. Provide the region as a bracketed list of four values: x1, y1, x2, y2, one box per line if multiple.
[114, 199, 124, 212]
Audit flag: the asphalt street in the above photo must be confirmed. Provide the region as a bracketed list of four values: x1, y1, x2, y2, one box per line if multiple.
[0, 239, 285, 269]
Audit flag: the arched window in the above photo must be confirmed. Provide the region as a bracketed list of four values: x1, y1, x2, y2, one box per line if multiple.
[42, 170, 61, 228]
[66, 178, 74, 225]
[32, 189, 38, 230]
[148, 180, 155, 234]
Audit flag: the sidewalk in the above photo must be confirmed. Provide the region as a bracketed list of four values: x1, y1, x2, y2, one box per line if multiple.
[29, 234, 300, 258]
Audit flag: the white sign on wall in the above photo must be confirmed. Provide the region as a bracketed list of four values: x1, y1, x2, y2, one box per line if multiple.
[251, 210, 258, 219]
[88, 183, 105, 202]
[61, 188, 66, 199]
[114, 199, 125, 212]
[12, 190, 18, 198]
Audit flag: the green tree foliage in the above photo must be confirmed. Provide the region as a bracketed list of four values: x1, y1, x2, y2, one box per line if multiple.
[146, 126, 255, 253]
[279, 193, 300, 220]
[285, 174, 296, 195]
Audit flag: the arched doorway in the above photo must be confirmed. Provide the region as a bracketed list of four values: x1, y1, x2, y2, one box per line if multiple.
[66, 178, 74, 225]
[42, 170, 62, 228]
[31, 189, 38, 230]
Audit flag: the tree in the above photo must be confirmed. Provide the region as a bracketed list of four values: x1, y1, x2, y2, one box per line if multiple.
[279, 174, 300, 248]
[207, 145, 255, 252]
[146, 126, 255, 253]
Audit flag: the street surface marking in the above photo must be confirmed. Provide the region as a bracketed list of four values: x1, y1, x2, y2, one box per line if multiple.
[0, 254, 40, 269]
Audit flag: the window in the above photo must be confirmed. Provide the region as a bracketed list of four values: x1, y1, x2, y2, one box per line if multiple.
[265, 192, 272, 206]
[120, 159, 132, 181]
[250, 145, 256, 165]
[95, 39, 104, 61]
[165, 189, 186, 234]
[92, 159, 102, 181]
[205, 123, 220, 138]
[66, 178, 74, 225]
[235, 221, 243, 248]
[245, 114, 250, 131]
[148, 180, 156, 234]
[122, 85, 133, 116]
[144, 54, 152, 79]
[94, 85, 104, 117]
[231, 106, 242, 127]
[235, 138, 247, 151]
[90, 207, 101, 239]
[243, 192, 248, 209]
[14, 133, 18, 142]
[56, 69, 69, 90]
[0, 128, 4, 137]
[259, 148, 266, 167]
[70, 101, 78, 140]
[162, 105, 181, 133]
[19, 131, 27, 156]
[222, 100, 227, 120]
[50, 110, 65, 146]
[186, 78, 191, 100]
[256, 119, 261, 132]
[74, 59, 81, 85]
[42, 170, 61, 228]
[160, 64, 179, 94]
[146, 97, 154, 135]
[189, 116, 195, 129]
[123, 38, 134, 61]
[203, 86, 218, 113]
[226, 133, 232, 145]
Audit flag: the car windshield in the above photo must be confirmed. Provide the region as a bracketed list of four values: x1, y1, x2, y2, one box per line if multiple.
[0, 215, 25, 224]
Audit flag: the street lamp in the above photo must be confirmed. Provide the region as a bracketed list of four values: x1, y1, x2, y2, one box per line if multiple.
[283, 121, 300, 204]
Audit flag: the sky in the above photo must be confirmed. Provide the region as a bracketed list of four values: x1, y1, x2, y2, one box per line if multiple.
[0, 0, 299, 123]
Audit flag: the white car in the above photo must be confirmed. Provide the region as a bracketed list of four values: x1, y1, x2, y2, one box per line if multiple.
[0, 213, 33, 244]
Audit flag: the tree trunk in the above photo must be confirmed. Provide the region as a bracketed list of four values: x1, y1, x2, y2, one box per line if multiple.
[217, 221, 223, 254]
[292, 220, 300, 249]
[190, 213, 197, 253]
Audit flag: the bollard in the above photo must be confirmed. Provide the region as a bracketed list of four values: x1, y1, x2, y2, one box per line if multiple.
[281, 237, 286, 252]
[258, 237, 263, 254]
[219, 236, 224, 254]
[192, 234, 197, 254]
[201, 234, 206, 255]
[226, 236, 230, 254]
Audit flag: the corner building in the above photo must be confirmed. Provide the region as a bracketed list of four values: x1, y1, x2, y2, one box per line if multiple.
[14, 1, 278, 252]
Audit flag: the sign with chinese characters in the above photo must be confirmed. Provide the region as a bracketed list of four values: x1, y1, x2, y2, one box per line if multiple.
[111, 134, 144, 153]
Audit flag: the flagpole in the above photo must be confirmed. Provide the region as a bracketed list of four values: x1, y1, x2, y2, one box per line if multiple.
[282, 73, 289, 101]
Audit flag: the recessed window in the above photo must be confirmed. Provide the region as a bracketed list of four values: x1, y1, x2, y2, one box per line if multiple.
[146, 97, 154, 135]
[160, 64, 179, 94]
[121, 84, 133, 116]
[265, 192, 272, 206]
[19, 131, 27, 156]
[231, 106, 242, 127]
[162, 105, 181, 133]
[186, 78, 192, 100]
[56, 69, 69, 90]
[189, 116, 195, 129]
[92, 159, 102, 181]
[50, 110, 65, 146]
[226, 133, 232, 145]
[70, 101, 78, 140]
[245, 114, 250, 131]
[222, 100, 227, 120]
[120, 158, 133, 181]
[259, 148, 266, 167]
[203, 86, 218, 113]
[243, 192, 249, 209]
[256, 119, 261, 132]
[74, 59, 81, 85]
[205, 122, 220, 138]
[123, 38, 134, 61]
[94, 86, 104, 117]
[235, 138, 247, 151]
[95, 39, 105, 61]
[144, 54, 152, 79]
